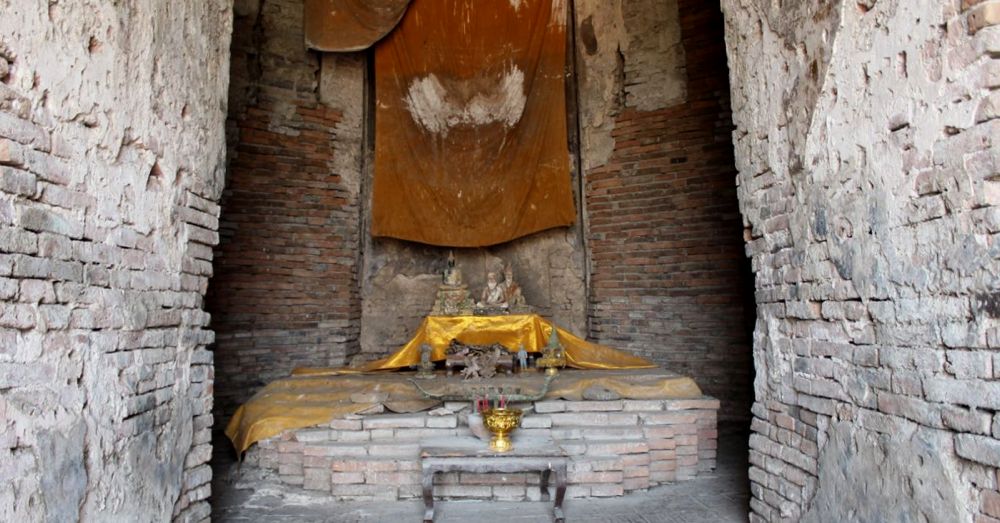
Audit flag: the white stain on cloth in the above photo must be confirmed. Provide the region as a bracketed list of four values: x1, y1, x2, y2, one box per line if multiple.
[404, 68, 527, 135]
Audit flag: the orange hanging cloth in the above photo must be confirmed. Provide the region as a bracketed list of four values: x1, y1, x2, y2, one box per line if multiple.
[304, 0, 412, 52]
[371, 0, 576, 247]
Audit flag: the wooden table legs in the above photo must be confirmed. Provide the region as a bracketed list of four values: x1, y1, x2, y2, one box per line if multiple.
[422, 467, 435, 523]
[553, 462, 567, 523]
[420, 460, 567, 523]
[546, 462, 567, 523]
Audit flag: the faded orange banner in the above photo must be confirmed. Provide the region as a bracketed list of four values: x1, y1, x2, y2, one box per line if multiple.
[371, 0, 576, 247]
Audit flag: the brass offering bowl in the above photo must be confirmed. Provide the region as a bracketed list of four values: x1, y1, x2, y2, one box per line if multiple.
[481, 408, 523, 453]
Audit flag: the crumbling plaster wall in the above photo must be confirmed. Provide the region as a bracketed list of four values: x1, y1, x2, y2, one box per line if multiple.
[210, 0, 364, 417]
[575, 0, 687, 170]
[576, 0, 754, 420]
[0, 1, 231, 522]
[359, 231, 588, 362]
[722, 0, 1000, 520]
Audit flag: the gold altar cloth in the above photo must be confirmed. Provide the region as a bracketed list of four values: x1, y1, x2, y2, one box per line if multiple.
[225, 369, 703, 454]
[294, 314, 656, 375]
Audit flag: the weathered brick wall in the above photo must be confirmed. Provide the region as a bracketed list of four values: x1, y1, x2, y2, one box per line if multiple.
[722, 0, 1000, 520]
[244, 397, 719, 499]
[0, 1, 230, 521]
[579, 0, 754, 420]
[209, 0, 364, 418]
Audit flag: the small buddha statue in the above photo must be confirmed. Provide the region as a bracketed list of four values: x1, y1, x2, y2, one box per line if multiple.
[443, 250, 462, 287]
[501, 263, 526, 311]
[431, 250, 474, 315]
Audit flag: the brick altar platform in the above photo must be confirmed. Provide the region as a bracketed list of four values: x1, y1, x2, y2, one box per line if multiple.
[241, 396, 719, 501]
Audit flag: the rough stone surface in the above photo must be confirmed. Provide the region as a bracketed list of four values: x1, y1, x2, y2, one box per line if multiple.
[0, 1, 231, 521]
[722, 0, 1000, 520]
[802, 422, 968, 522]
[575, 0, 688, 168]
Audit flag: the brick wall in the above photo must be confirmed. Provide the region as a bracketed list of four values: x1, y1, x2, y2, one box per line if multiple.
[723, 0, 1000, 520]
[584, 1, 754, 421]
[209, 0, 363, 419]
[244, 397, 719, 499]
[0, 1, 230, 521]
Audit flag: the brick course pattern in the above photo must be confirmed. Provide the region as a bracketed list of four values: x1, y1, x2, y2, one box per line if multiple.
[0, 1, 230, 521]
[243, 398, 719, 501]
[722, 0, 1000, 520]
[584, 0, 754, 421]
[209, 0, 363, 419]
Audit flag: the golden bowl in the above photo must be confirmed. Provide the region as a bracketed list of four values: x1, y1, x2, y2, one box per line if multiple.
[481, 408, 522, 453]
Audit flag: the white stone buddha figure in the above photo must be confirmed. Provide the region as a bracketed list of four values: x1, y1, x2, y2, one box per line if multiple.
[478, 271, 507, 308]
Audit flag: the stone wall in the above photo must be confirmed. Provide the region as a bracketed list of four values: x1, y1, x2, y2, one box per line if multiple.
[722, 0, 1000, 520]
[0, 1, 230, 521]
[578, 0, 754, 420]
[209, 0, 365, 417]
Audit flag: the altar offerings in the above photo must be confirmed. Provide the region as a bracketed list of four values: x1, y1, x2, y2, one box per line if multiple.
[291, 314, 655, 375]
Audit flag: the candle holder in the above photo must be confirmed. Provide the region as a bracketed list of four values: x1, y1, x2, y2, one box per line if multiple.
[481, 407, 523, 453]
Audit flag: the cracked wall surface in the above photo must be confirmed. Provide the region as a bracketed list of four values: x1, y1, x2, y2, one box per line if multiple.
[0, 1, 231, 521]
[722, 0, 1000, 519]
[578, 0, 754, 420]
[209, 0, 364, 418]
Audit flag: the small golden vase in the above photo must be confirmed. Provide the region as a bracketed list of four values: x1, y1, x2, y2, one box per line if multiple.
[481, 408, 522, 453]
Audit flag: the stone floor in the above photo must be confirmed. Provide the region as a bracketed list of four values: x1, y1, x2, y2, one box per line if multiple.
[210, 423, 750, 522]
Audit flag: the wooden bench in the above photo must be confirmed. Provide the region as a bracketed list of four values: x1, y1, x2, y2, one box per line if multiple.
[419, 438, 568, 522]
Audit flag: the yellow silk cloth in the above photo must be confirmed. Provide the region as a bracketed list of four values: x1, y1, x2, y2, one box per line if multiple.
[225, 369, 703, 454]
[295, 314, 657, 374]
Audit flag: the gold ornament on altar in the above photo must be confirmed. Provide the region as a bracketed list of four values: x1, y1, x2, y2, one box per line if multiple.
[482, 407, 523, 453]
[536, 329, 567, 376]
